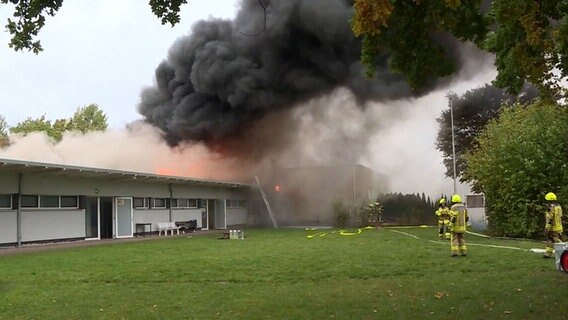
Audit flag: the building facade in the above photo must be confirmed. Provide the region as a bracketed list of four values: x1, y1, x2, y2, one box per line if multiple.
[0, 158, 250, 246]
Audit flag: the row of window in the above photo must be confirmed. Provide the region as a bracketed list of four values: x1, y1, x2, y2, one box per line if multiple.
[132, 198, 204, 209]
[133, 198, 247, 209]
[0, 195, 247, 210]
[0, 194, 79, 209]
[133, 197, 202, 209]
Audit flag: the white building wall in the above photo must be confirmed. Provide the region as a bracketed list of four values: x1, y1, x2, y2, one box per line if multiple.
[21, 175, 171, 198]
[21, 209, 85, 242]
[2, 171, 250, 200]
[0, 210, 17, 244]
[227, 208, 247, 226]
[133, 209, 169, 231]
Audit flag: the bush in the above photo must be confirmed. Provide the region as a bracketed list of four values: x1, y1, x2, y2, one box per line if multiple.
[333, 200, 349, 228]
[465, 101, 568, 238]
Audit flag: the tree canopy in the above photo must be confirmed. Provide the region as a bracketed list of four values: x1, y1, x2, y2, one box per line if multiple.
[1, 0, 186, 53]
[463, 101, 568, 237]
[4, 1, 567, 98]
[435, 84, 538, 181]
[379, 193, 437, 225]
[352, 0, 568, 99]
[9, 114, 62, 140]
[8, 104, 108, 142]
[67, 104, 108, 134]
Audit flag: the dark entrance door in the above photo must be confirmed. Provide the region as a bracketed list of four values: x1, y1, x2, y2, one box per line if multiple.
[100, 197, 114, 239]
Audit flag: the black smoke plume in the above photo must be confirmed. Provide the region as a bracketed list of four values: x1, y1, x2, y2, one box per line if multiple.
[138, 0, 483, 151]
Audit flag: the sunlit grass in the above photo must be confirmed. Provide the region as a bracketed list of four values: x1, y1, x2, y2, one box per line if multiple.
[0, 227, 567, 319]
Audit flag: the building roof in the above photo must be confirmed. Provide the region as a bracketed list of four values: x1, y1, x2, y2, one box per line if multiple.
[0, 158, 250, 188]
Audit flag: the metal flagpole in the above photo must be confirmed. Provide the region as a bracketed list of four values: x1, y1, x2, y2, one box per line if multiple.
[449, 95, 457, 195]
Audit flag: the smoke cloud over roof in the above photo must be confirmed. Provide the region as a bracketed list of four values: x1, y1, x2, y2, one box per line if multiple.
[138, 0, 477, 150]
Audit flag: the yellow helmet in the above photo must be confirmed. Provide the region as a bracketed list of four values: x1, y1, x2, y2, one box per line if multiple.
[439, 199, 446, 204]
[451, 194, 461, 203]
[545, 192, 557, 201]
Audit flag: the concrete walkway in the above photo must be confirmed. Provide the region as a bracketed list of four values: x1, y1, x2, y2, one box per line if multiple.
[0, 230, 221, 257]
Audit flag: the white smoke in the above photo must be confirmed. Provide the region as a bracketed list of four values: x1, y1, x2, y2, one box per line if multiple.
[0, 122, 247, 182]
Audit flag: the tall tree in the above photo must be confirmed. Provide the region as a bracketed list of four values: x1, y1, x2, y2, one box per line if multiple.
[67, 104, 108, 134]
[464, 101, 568, 238]
[0, 114, 9, 147]
[352, 0, 568, 99]
[2, 0, 187, 53]
[435, 84, 539, 181]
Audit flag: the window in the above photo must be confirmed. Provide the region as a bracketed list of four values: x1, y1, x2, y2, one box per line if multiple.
[61, 196, 79, 208]
[177, 198, 189, 208]
[0, 194, 11, 209]
[40, 195, 59, 208]
[133, 197, 149, 209]
[172, 198, 198, 209]
[227, 200, 246, 208]
[153, 198, 166, 208]
[21, 195, 39, 208]
[187, 199, 198, 208]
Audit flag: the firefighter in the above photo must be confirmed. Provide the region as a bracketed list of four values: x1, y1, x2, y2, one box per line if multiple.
[366, 201, 383, 226]
[449, 194, 468, 257]
[435, 198, 451, 239]
[543, 192, 565, 258]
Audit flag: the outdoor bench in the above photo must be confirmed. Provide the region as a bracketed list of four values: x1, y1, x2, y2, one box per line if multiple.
[157, 222, 180, 236]
[175, 220, 198, 233]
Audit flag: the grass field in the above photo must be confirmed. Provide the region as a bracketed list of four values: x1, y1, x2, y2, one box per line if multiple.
[1, 227, 567, 319]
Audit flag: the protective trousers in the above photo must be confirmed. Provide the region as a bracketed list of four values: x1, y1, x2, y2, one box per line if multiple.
[438, 220, 445, 238]
[544, 232, 565, 258]
[451, 232, 466, 256]
[438, 221, 451, 239]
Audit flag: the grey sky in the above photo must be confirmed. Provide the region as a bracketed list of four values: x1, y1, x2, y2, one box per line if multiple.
[0, 1, 497, 197]
[0, 0, 240, 128]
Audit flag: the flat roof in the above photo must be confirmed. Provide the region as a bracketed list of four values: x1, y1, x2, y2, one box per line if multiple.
[0, 158, 250, 188]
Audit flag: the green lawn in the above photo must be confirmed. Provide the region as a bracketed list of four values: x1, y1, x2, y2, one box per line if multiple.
[1, 228, 567, 319]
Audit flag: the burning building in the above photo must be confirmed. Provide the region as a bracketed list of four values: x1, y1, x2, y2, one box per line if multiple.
[250, 164, 388, 227]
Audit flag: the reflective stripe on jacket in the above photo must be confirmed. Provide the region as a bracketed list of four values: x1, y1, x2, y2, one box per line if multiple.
[450, 203, 468, 233]
[545, 203, 563, 233]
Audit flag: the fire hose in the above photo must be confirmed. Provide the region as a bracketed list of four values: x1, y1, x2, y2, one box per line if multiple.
[306, 226, 375, 239]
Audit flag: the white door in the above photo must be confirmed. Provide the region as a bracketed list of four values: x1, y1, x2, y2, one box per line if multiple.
[215, 199, 226, 229]
[115, 197, 133, 238]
